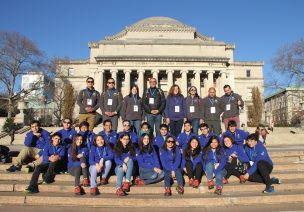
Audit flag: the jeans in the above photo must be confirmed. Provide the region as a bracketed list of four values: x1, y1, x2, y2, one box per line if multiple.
[164, 168, 184, 188]
[130, 120, 141, 135]
[115, 159, 134, 188]
[139, 167, 164, 185]
[205, 162, 227, 187]
[146, 114, 162, 136]
[169, 119, 184, 138]
[185, 161, 203, 183]
[189, 118, 200, 135]
[248, 160, 273, 188]
[89, 160, 112, 188]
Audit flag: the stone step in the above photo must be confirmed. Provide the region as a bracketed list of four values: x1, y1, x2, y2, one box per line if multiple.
[0, 190, 303, 207]
[269, 151, 304, 157]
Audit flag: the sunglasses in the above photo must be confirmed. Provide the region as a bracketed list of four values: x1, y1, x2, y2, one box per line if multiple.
[63, 121, 71, 124]
[123, 124, 130, 127]
[166, 140, 175, 144]
[87, 81, 94, 83]
[108, 81, 115, 84]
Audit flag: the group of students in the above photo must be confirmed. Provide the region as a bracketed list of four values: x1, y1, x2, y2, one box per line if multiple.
[7, 118, 280, 197]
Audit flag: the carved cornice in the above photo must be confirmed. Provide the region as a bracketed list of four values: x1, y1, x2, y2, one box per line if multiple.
[88, 42, 99, 48]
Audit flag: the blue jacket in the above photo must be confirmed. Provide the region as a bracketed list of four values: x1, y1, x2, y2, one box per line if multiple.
[177, 132, 196, 150]
[41, 144, 65, 164]
[203, 149, 227, 175]
[221, 129, 249, 146]
[153, 133, 174, 149]
[24, 129, 51, 149]
[99, 130, 117, 146]
[67, 146, 89, 169]
[89, 145, 113, 165]
[118, 131, 138, 145]
[57, 128, 77, 147]
[114, 147, 136, 166]
[181, 151, 203, 169]
[136, 147, 161, 170]
[223, 144, 249, 163]
[198, 132, 215, 148]
[164, 95, 186, 120]
[78, 131, 95, 150]
[159, 147, 182, 171]
[244, 141, 273, 176]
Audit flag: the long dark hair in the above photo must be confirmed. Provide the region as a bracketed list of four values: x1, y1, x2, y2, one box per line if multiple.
[222, 135, 238, 149]
[184, 137, 201, 161]
[162, 135, 177, 161]
[203, 135, 222, 162]
[93, 134, 110, 148]
[139, 133, 153, 155]
[113, 133, 135, 158]
[128, 85, 140, 99]
[188, 86, 199, 98]
[168, 84, 183, 97]
[71, 134, 83, 162]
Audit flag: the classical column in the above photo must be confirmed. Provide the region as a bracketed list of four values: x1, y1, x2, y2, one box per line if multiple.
[206, 70, 215, 89]
[166, 69, 174, 89]
[111, 69, 118, 83]
[181, 70, 188, 96]
[203, 76, 208, 96]
[151, 69, 159, 83]
[137, 69, 145, 96]
[124, 69, 131, 96]
[194, 70, 201, 96]
[221, 71, 227, 88]
[96, 67, 104, 93]
[228, 68, 235, 91]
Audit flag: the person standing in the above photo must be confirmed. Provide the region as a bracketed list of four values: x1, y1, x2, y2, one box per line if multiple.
[220, 85, 244, 129]
[164, 84, 186, 138]
[77, 77, 101, 131]
[100, 78, 123, 131]
[202, 87, 223, 136]
[142, 78, 166, 136]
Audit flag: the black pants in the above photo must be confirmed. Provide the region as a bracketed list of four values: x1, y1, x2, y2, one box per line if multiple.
[248, 160, 273, 188]
[68, 166, 89, 187]
[225, 157, 242, 179]
[29, 162, 58, 188]
[185, 161, 203, 183]
[169, 119, 184, 138]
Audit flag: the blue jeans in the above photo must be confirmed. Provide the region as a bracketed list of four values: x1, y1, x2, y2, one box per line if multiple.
[146, 114, 162, 136]
[189, 118, 200, 135]
[89, 160, 112, 188]
[139, 167, 164, 185]
[115, 159, 134, 188]
[130, 120, 141, 135]
[164, 168, 184, 188]
[205, 162, 227, 187]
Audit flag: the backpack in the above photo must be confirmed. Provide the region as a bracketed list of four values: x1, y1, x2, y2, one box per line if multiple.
[0, 145, 10, 163]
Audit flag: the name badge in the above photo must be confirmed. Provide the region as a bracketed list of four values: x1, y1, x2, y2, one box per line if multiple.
[189, 106, 195, 113]
[211, 107, 216, 114]
[133, 105, 138, 112]
[226, 104, 231, 111]
[149, 98, 154, 104]
[87, 99, 92, 106]
[107, 99, 113, 106]
[175, 106, 180, 113]
[249, 161, 254, 166]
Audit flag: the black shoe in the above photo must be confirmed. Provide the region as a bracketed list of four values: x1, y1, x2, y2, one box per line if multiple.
[6, 165, 20, 172]
[271, 177, 281, 184]
[24, 165, 34, 173]
[24, 186, 39, 193]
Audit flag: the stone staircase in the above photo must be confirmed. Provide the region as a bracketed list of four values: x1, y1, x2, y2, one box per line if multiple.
[0, 147, 303, 208]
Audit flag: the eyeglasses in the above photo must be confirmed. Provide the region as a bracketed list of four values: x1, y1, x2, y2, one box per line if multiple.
[107, 81, 115, 84]
[166, 140, 175, 144]
[87, 81, 94, 83]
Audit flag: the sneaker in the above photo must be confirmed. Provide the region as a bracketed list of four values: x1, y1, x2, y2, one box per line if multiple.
[271, 177, 281, 184]
[134, 176, 140, 185]
[136, 179, 145, 186]
[207, 180, 214, 189]
[239, 175, 247, 184]
[193, 179, 200, 188]
[263, 186, 275, 194]
[122, 182, 130, 192]
[6, 165, 20, 172]
[189, 178, 194, 186]
[164, 187, 172, 196]
[116, 188, 126, 196]
[24, 186, 39, 193]
[100, 178, 108, 185]
[24, 165, 34, 173]
[214, 186, 222, 195]
[82, 178, 89, 187]
[222, 177, 228, 184]
[176, 185, 184, 195]
[90, 187, 100, 195]
[74, 186, 85, 195]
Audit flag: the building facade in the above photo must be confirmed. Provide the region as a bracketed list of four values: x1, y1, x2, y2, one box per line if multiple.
[56, 16, 264, 125]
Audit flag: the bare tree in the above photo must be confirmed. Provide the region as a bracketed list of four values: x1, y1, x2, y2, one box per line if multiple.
[62, 83, 76, 120]
[248, 87, 263, 126]
[0, 32, 50, 118]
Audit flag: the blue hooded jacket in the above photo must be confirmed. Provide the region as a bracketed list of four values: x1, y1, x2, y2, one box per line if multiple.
[177, 131, 196, 150]
[67, 146, 89, 169]
[223, 144, 249, 163]
[24, 129, 51, 149]
[89, 145, 113, 165]
[57, 128, 77, 147]
[203, 149, 227, 175]
[99, 130, 117, 146]
[198, 132, 215, 148]
[159, 147, 182, 171]
[118, 131, 138, 145]
[41, 144, 65, 164]
[136, 147, 161, 170]
[181, 150, 203, 169]
[78, 131, 95, 150]
[221, 129, 249, 146]
[153, 133, 175, 149]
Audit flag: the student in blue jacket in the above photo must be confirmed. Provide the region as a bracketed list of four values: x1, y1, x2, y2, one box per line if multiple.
[203, 136, 227, 195]
[89, 135, 113, 195]
[182, 137, 203, 188]
[78, 121, 95, 150]
[222, 135, 249, 184]
[164, 85, 186, 137]
[177, 121, 196, 150]
[99, 119, 117, 148]
[57, 118, 77, 147]
[153, 124, 174, 151]
[136, 133, 164, 185]
[241, 134, 280, 193]
[113, 133, 136, 196]
[198, 123, 215, 148]
[118, 120, 138, 147]
[68, 134, 89, 195]
[25, 132, 65, 193]
[220, 120, 249, 146]
[139, 122, 154, 141]
[159, 136, 184, 196]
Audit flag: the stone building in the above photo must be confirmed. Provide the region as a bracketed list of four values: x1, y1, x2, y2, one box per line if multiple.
[56, 16, 264, 125]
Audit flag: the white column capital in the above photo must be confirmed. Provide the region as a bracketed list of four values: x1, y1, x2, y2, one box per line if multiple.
[97, 67, 105, 73]
[151, 69, 159, 74]
[180, 69, 188, 74]
[137, 69, 145, 74]
[124, 69, 132, 73]
[207, 70, 215, 75]
[111, 69, 119, 73]
[166, 69, 174, 74]
[194, 70, 202, 75]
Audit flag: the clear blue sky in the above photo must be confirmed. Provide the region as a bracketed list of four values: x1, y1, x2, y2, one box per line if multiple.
[1, 0, 303, 95]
